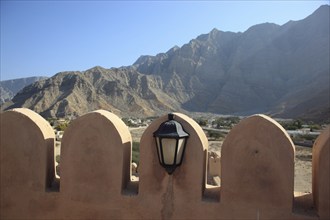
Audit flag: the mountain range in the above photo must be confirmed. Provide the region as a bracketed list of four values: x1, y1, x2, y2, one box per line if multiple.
[0, 76, 47, 105]
[2, 5, 329, 122]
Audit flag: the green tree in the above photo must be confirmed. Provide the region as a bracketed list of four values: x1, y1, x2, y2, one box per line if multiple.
[281, 119, 303, 130]
[195, 117, 208, 126]
[208, 130, 224, 140]
[293, 119, 302, 129]
[55, 122, 69, 131]
[213, 116, 240, 129]
[122, 118, 134, 127]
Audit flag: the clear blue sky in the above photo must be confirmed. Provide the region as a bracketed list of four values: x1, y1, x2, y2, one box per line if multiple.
[1, 0, 329, 81]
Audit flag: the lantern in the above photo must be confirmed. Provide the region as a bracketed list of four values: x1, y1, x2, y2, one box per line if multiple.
[153, 113, 189, 174]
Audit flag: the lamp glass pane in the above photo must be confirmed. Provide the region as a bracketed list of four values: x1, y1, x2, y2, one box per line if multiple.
[176, 138, 186, 164]
[156, 137, 163, 163]
[161, 138, 177, 165]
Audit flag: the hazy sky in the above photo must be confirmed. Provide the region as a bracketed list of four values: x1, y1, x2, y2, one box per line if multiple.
[1, 1, 329, 80]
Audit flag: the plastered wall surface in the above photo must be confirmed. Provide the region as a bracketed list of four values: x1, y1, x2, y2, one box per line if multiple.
[1, 108, 329, 219]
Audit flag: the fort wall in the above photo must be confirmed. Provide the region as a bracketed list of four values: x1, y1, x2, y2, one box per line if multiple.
[1, 108, 329, 219]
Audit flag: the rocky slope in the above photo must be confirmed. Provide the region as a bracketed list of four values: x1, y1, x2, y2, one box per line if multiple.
[0, 76, 47, 104]
[7, 67, 184, 117]
[133, 5, 329, 120]
[4, 5, 329, 121]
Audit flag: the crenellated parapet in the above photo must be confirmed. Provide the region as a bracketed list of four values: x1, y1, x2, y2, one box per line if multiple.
[0, 108, 329, 219]
[312, 126, 330, 219]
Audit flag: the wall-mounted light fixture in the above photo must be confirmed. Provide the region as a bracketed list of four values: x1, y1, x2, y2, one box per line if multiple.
[153, 113, 189, 175]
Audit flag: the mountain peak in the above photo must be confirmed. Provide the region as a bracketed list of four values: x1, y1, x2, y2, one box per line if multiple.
[167, 45, 180, 54]
[304, 4, 329, 21]
[210, 28, 219, 34]
[245, 22, 280, 33]
[3, 6, 329, 122]
[316, 4, 330, 11]
[85, 66, 107, 73]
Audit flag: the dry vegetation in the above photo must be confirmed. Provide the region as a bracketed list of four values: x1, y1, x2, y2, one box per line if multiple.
[54, 125, 314, 193]
[129, 127, 313, 193]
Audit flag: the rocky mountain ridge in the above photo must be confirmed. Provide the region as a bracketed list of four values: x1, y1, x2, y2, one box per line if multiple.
[0, 76, 48, 105]
[6, 67, 184, 117]
[3, 5, 329, 121]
